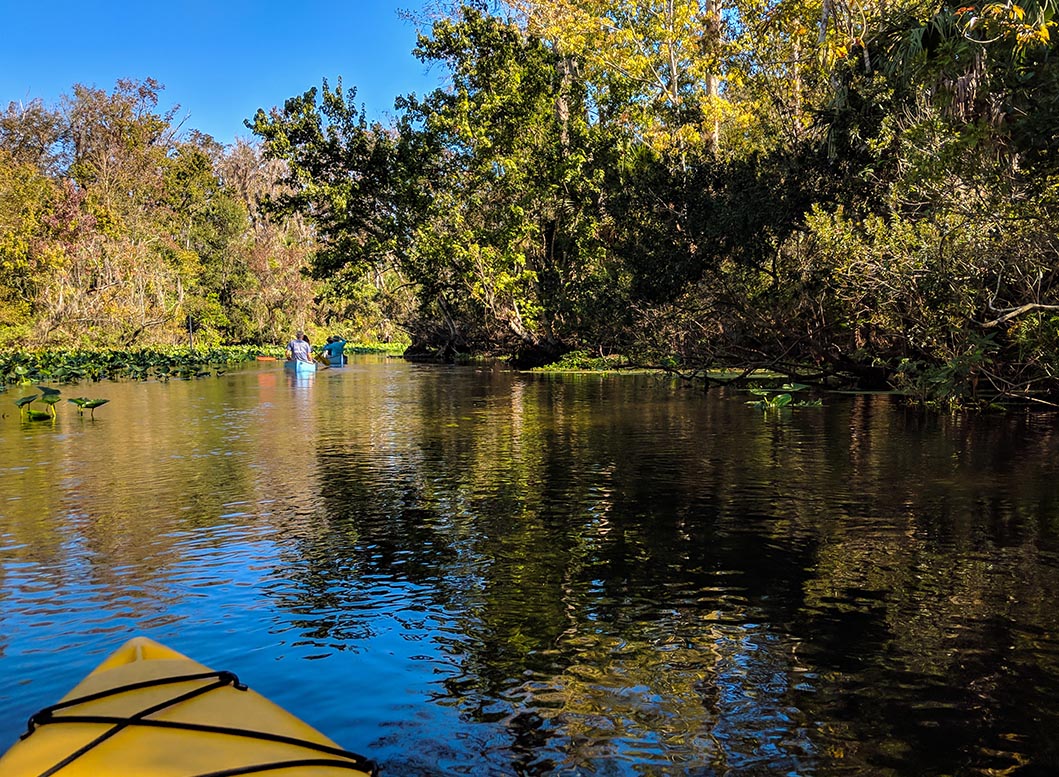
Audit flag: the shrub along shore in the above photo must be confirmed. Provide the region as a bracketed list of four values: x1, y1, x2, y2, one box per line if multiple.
[0, 344, 406, 388]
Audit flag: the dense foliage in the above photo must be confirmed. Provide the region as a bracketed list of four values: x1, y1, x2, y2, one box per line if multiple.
[5, 1, 1059, 404]
[0, 79, 397, 350]
[243, 1, 1059, 404]
[0, 346, 267, 385]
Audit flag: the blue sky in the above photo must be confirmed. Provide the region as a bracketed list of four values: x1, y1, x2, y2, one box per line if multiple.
[1, 0, 444, 145]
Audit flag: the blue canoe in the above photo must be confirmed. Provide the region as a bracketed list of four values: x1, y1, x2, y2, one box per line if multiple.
[284, 360, 318, 375]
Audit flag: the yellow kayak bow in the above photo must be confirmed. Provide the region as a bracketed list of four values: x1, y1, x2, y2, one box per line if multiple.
[0, 636, 377, 776]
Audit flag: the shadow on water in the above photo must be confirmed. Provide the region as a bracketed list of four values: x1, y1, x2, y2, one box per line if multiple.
[3, 360, 1059, 774]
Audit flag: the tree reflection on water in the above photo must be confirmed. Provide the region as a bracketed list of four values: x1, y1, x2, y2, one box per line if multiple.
[2, 363, 1059, 774]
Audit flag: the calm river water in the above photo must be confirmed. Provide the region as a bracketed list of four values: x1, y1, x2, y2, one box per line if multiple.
[2, 357, 1059, 775]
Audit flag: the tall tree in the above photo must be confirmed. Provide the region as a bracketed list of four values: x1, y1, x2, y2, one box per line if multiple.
[248, 81, 398, 282]
[504, 0, 726, 158]
[163, 134, 256, 341]
[0, 99, 65, 175]
[398, 6, 622, 360]
[0, 150, 62, 337]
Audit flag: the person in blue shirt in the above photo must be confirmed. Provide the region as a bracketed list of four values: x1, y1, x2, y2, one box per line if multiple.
[321, 335, 347, 367]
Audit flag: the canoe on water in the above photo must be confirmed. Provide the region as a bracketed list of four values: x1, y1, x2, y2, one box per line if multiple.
[0, 636, 377, 776]
[284, 359, 318, 375]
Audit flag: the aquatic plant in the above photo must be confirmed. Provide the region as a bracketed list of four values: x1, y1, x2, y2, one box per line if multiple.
[39, 393, 62, 414]
[82, 399, 110, 418]
[15, 394, 37, 407]
[0, 346, 270, 388]
[67, 396, 110, 418]
[12, 386, 111, 421]
[746, 383, 821, 410]
[535, 350, 631, 372]
[15, 394, 39, 413]
[748, 392, 794, 410]
[15, 392, 54, 421]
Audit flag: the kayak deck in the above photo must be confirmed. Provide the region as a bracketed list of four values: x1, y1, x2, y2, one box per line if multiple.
[0, 637, 376, 776]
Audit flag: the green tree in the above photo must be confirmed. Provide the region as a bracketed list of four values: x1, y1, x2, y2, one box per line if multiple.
[505, 0, 726, 157]
[0, 150, 62, 338]
[398, 6, 623, 361]
[792, 0, 1059, 401]
[163, 134, 256, 343]
[248, 80, 398, 281]
[0, 99, 65, 175]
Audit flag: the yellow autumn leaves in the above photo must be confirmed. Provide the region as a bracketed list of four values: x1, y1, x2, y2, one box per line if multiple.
[961, 2, 1056, 48]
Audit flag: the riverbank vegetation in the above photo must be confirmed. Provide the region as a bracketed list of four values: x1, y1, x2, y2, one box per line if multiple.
[4, 2, 1058, 406]
[0, 343, 406, 388]
[0, 346, 262, 386]
[0, 80, 408, 352]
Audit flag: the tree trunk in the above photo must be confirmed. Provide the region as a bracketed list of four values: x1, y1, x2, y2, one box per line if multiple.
[705, 0, 722, 151]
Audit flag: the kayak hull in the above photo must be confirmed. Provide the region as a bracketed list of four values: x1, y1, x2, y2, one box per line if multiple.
[284, 359, 318, 375]
[0, 636, 375, 776]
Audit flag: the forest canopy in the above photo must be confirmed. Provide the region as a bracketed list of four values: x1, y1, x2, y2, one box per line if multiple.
[3, 1, 1059, 405]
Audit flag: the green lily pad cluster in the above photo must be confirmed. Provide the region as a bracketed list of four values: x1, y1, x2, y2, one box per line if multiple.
[536, 350, 632, 372]
[15, 386, 109, 422]
[746, 383, 823, 410]
[0, 346, 268, 388]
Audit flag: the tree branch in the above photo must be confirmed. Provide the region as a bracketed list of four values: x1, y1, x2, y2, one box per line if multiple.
[979, 303, 1059, 329]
